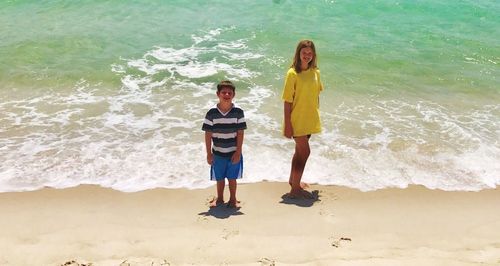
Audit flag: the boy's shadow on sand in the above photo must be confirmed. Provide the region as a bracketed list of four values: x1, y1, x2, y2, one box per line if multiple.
[279, 190, 320, 207]
[198, 205, 244, 219]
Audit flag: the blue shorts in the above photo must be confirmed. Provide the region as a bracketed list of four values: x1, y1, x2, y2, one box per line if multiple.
[210, 154, 243, 181]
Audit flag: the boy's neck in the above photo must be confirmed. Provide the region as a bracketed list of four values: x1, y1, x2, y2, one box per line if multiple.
[217, 102, 233, 113]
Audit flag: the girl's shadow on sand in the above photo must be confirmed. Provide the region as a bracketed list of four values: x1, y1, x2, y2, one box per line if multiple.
[279, 190, 320, 207]
[198, 205, 244, 219]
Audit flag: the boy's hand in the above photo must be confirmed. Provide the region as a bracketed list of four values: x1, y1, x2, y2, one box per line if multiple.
[206, 153, 213, 165]
[231, 151, 241, 164]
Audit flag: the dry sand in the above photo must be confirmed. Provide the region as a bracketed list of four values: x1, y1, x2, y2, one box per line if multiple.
[0, 182, 499, 265]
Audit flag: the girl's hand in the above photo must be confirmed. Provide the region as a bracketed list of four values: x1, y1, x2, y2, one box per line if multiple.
[284, 124, 293, 139]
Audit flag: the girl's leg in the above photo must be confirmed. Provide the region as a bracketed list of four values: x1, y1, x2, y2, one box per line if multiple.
[289, 136, 311, 196]
[288, 153, 297, 186]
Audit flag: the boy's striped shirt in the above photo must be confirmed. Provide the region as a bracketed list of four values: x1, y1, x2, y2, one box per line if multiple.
[202, 105, 247, 157]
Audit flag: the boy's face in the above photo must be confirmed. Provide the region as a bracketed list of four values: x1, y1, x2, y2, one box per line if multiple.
[217, 87, 235, 104]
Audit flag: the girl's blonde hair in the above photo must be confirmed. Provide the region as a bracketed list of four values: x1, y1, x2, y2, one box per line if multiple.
[291, 40, 318, 73]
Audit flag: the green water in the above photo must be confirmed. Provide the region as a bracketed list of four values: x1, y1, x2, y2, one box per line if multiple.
[0, 0, 498, 191]
[1, 1, 498, 94]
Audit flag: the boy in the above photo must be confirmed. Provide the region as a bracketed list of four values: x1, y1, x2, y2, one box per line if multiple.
[202, 80, 247, 208]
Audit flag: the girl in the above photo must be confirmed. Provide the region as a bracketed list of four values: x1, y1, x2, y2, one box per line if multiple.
[282, 40, 323, 198]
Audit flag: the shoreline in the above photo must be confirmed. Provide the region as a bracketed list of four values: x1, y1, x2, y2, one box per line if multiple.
[1, 182, 499, 265]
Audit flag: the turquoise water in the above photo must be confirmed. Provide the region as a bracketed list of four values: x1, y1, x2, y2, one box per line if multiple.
[0, 0, 499, 192]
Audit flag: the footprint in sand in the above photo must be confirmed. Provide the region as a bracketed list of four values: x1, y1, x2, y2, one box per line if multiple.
[318, 208, 336, 223]
[61, 260, 93, 266]
[258, 257, 276, 266]
[319, 189, 339, 201]
[119, 259, 171, 266]
[151, 259, 171, 266]
[330, 236, 352, 248]
[222, 228, 239, 240]
[119, 261, 130, 266]
[197, 216, 209, 222]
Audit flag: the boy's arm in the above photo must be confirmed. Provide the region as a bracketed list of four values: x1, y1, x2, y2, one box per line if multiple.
[284, 102, 293, 138]
[205, 131, 213, 165]
[231, 130, 244, 163]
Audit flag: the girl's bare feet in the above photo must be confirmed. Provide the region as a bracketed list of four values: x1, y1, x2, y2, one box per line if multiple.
[289, 181, 309, 190]
[288, 188, 314, 199]
[288, 188, 304, 199]
[300, 189, 314, 199]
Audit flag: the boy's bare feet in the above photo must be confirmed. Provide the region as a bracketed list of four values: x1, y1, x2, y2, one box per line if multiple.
[227, 199, 241, 208]
[209, 197, 224, 208]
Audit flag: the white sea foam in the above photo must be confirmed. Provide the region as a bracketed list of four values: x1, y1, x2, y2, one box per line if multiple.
[0, 28, 498, 193]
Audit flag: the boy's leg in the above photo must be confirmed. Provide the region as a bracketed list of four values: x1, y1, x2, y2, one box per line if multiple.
[226, 155, 242, 208]
[227, 179, 240, 208]
[210, 180, 225, 207]
[216, 179, 225, 202]
[289, 136, 311, 197]
[210, 155, 227, 207]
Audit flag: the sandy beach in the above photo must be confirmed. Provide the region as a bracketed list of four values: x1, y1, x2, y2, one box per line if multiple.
[2, 1, 499, 265]
[0, 182, 499, 266]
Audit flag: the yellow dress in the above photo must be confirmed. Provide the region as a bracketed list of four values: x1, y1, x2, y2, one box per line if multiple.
[281, 67, 323, 137]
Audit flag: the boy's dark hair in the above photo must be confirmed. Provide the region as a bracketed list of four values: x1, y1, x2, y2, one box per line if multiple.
[217, 80, 235, 92]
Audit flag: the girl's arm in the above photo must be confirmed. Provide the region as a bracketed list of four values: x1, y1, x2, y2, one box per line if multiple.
[284, 102, 293, 138]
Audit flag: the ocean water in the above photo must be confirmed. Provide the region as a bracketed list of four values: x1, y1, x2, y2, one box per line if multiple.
[0, 0, 498, 192]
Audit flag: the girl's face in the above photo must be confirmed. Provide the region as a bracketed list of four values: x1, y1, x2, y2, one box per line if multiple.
[300, 47, 314, 65]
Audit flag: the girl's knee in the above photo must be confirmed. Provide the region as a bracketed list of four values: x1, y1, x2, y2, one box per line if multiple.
[296, 147, 310, 158]
[303, 148, 311, 157]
